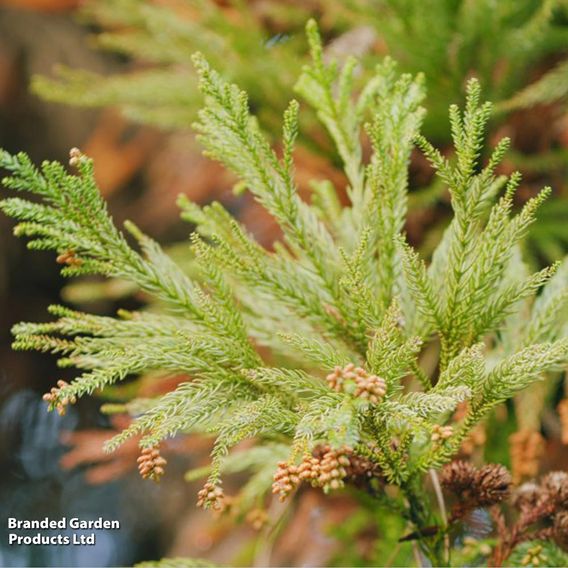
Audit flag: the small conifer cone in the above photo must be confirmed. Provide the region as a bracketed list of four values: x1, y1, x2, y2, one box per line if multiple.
[441, 460, 477, 495]
[509, 429, 545, 483]
[558, 399, 568, 445]
[441, 461, 511, 509]
[196, 481, 225, 511]
[542, 471, 568, 508]
[137, 446, 167, 482]
[513, 482, 543, 511]
[474, 464, 511, 506]
[271, 461, 300, 502]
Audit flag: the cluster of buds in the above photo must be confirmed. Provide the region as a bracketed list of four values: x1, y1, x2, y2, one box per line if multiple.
[137, 446, 167, 482]
[273, 445, 382, 501]
[196, 482, 225, 511]
[301, 446, 351, 492]
[42, 380, 76, 416]
[520, 544, 548, 567]
[69, 147, 85, 167]
[245, 508, 269, 531]
[431, 424, 453, 444]
[441, 461, 512, 511]
[56, 250, 83, 267]
[509, 429, 545, 483]
[326, 363, 386, 404]
[272, 461, 301, 502]
[558, 399, 568, 445]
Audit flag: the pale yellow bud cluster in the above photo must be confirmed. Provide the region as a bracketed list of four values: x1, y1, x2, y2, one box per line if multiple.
[521, 544, 547, 567]
[69, 147, 84, 167]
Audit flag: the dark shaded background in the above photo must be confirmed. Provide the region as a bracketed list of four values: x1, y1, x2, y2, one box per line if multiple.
[0, 6, 198, 566]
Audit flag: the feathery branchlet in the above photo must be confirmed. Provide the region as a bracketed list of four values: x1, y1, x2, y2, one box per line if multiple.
[454, 403, 485, 455]
[137, 446, 167, 482]
[326, 364, 386, 404]
[42, 380, 76, 416]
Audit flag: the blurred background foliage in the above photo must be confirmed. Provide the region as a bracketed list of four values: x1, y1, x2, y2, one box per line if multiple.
[0, 1, 567, 566]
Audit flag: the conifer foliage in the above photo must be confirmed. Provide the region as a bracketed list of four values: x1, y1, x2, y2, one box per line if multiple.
[2, 21, 568, 566]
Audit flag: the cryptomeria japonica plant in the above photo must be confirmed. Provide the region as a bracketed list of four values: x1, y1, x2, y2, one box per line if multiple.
[2, 21, 568, 567]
